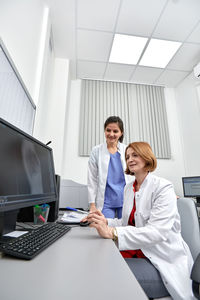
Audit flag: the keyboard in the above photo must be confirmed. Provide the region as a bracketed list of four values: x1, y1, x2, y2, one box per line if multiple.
[0, 222, 71, 260]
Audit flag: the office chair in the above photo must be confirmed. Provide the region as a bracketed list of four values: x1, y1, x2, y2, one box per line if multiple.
[177, 197, 200, 261]
[153, 197, 200, 300]
[191, 253, 200, 299]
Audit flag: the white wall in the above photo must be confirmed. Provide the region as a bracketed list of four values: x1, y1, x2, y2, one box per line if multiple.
[196, 84, 200, 104]
[62, 79, 88, 183]
[0, 0, 45, 101]
[34, 58, 70, 175]
[175, 73, 200, 176]
[154, 88, 185, 195]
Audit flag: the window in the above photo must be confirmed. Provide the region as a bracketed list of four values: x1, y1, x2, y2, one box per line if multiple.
[0, 39, 35, 134]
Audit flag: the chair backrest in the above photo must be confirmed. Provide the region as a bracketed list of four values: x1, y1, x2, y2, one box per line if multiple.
[177, 197, 200, 261]
[191, 253, 200, 299]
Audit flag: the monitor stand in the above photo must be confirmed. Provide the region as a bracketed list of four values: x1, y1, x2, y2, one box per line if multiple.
[0, 209, 19, 237]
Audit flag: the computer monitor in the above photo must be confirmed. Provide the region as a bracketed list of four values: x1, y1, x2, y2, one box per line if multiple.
[182, 176, 200, 204]
[0, 118, 58, 236]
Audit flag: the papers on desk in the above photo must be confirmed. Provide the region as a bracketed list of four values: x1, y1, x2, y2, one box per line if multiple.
[60, 211, 86, 224]
[3, 231, 28, 238]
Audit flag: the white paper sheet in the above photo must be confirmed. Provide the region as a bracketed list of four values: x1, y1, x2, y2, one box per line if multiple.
[60, 211, 87, 223]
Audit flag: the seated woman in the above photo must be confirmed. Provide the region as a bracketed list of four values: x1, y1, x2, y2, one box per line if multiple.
[86, 142, 194, 300]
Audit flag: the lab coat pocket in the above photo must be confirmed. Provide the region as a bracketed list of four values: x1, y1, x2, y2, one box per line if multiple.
[137, 212, 150, 226]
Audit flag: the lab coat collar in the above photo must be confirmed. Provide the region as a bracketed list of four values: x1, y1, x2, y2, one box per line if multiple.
[104, 141, 124, 154]
[134, 172, 151, 191]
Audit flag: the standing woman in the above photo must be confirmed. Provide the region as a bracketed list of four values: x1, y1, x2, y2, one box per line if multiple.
[87, 142, 194, 300]
[88, 116, 131, 218]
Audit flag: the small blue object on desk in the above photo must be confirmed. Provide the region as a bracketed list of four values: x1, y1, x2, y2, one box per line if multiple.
[65, 206, 88, 214]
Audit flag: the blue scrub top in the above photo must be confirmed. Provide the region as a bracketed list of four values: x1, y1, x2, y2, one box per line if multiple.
[104, 151, 126, 208]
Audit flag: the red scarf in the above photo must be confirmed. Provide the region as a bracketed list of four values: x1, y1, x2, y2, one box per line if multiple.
[120, 181, 146, 258]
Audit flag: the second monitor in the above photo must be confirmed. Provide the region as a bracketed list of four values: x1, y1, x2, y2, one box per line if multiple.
[182, 176, 200, 206]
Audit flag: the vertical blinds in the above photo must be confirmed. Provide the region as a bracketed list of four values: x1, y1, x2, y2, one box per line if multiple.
[0, 42, 35, 134]
[79, 80, 131, 155]
[79, 79, 171, 159]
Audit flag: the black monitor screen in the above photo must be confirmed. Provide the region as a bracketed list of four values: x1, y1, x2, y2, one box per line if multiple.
[182, 176, 200, 202]
[0, 118, 57, 212]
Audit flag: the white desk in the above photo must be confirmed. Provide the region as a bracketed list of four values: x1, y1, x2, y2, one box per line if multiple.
[0, 226, 148, 300]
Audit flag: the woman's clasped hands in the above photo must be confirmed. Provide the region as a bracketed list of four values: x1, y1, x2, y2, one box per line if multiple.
[83, 210, 114, 239]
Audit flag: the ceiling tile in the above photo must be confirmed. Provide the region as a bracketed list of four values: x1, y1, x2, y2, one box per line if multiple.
[77, 60, 106, 79]
[77, 29, 113, 61]
[153, 0, 200, 41]
[155, 69, 189, 87]
[104, 63, 135, 81]
[187, 22, 200, 44]
[77, 0, 121, 31]
[167, 43, 200, 71]
[130, 66, 163, 84]
[116, 0, 167, 36]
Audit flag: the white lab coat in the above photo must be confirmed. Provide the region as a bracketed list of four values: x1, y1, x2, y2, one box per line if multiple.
[108, 173, 194, 300]
[87, 142, 132, 210]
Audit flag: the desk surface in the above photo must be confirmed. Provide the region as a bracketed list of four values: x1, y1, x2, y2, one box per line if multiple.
[0, 226, 148, 300]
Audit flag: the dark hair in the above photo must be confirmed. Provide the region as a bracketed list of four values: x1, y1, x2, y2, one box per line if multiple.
[104, 116, 124, 142]
[125, 142, 157, 175]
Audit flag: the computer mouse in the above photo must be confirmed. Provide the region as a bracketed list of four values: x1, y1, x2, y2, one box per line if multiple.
[80, 221, 90, 227]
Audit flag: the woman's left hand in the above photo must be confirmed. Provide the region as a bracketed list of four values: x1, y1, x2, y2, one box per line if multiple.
[87, 212, 113, 239]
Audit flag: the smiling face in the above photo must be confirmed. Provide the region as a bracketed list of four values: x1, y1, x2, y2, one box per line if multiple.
[126, 147, 146, 176]
[125, 142, 157, 176]
[104, 123, 123, 146]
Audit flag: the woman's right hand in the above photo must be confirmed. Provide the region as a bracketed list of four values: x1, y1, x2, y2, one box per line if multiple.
[87, 210, 108, 225]
[87, 210, 111, 238]
[81, 209, 108, 225]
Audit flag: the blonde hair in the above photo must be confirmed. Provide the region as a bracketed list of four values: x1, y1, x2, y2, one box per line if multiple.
[125, 142, 157, 175]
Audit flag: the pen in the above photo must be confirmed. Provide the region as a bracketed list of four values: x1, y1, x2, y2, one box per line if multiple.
[65, 206, 88, 214]
[38, 214, 45, 223]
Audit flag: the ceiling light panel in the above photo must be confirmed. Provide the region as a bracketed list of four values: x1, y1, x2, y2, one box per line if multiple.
[139, 39, 182, 68]
[109, 34, 148, 65]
